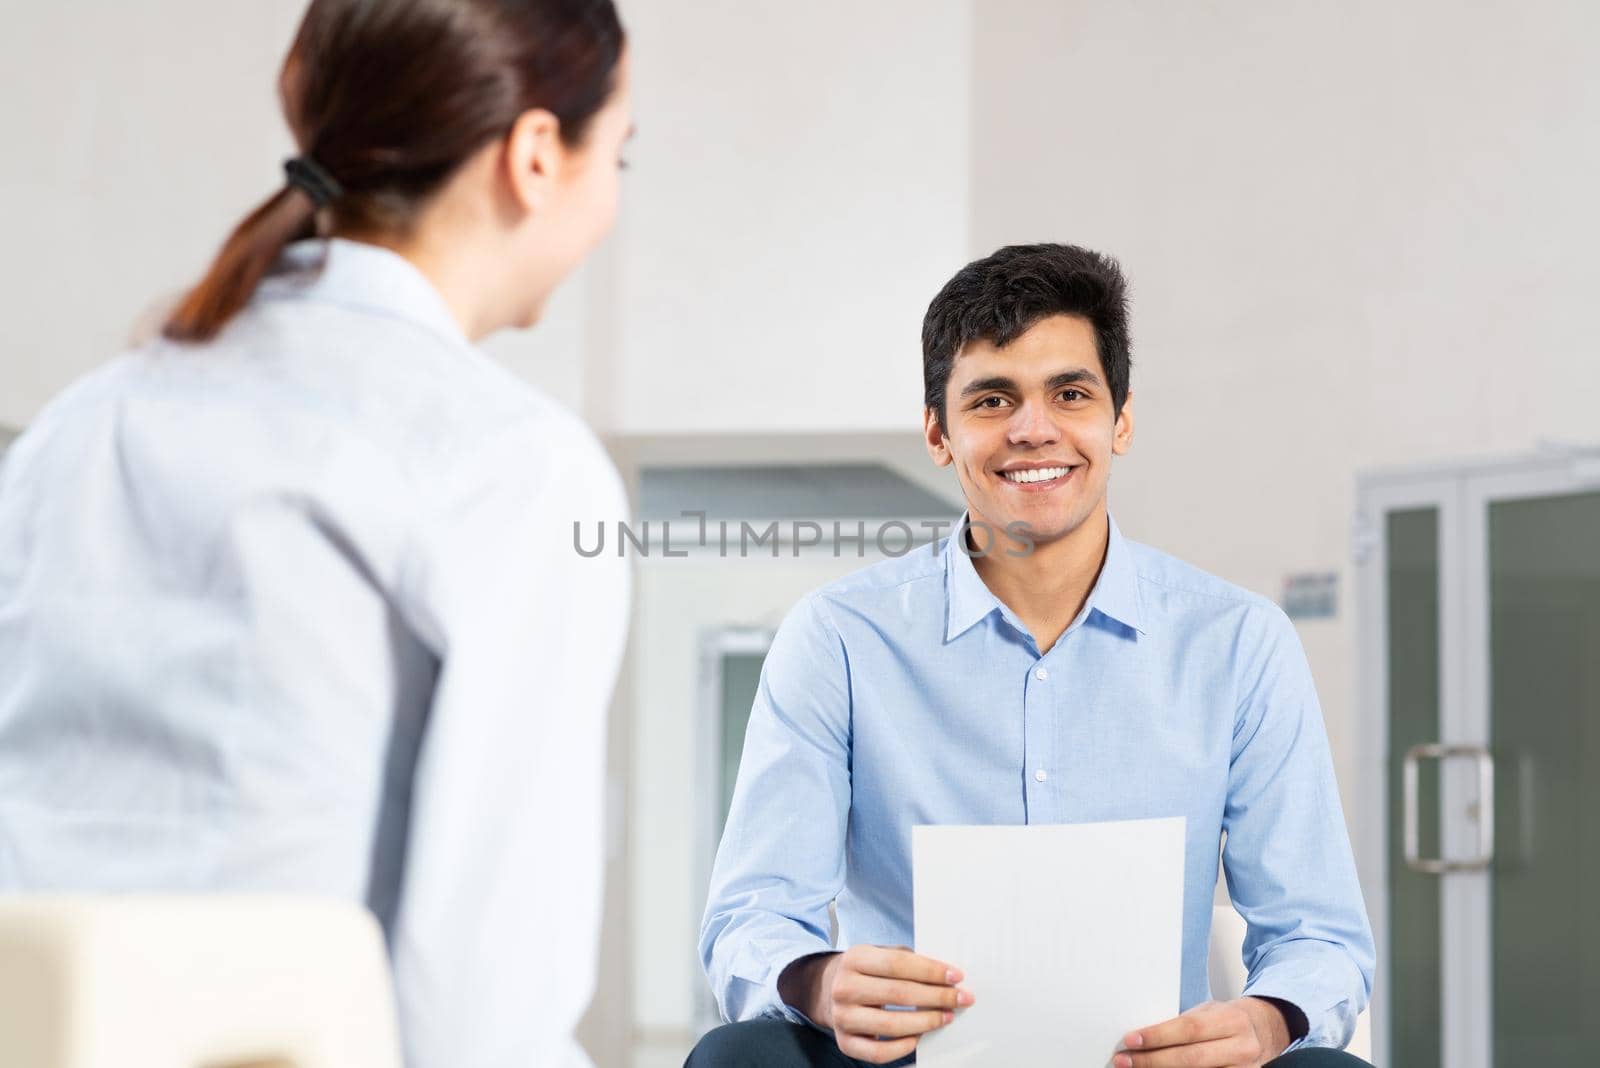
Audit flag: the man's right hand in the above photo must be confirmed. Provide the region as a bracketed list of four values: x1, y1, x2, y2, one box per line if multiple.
[778, 944, 975, 1064]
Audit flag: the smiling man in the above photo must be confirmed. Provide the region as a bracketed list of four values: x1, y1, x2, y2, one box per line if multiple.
[688, 244, 1374, 1068]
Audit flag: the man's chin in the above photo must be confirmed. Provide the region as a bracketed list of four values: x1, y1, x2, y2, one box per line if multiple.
[967, 492, 1097, 550]
[982, 509, 1086, 550]
[969, 513, 1051, 549]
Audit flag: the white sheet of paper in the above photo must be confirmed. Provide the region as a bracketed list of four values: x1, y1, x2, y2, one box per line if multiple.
[913, 817, 1185, 1068]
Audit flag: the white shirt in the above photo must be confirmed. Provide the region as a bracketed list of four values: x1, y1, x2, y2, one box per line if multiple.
[0, 238, 631, 1068]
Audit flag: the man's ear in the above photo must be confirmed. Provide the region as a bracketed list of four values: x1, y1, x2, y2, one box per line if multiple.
[1112, 388, 1135, 455]
[923, 407, 952, 467]
[502, 107, 564, 215]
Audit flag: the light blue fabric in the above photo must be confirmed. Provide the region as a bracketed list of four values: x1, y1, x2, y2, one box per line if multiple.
[0, 239, 631, 1068]
[700, 515, 1374, 1050]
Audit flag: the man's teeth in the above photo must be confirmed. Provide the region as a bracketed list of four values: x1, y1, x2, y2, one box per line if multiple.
[1002, 466, 1071, 484]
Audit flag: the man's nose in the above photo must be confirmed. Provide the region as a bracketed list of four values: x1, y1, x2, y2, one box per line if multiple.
[1006, 399, 1061, 447]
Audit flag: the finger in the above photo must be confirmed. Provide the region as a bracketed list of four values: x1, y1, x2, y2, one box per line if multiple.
[851, 945, 963, 984]
[1123, 1003, 1237, 1051]
[1114, 1034, 1260, 1068]
[834, 974, 974, 1010]
[835, 1032, 919, 1065]
[833, 1005, 952, 1039]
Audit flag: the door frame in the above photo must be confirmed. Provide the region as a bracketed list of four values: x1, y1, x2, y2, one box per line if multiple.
[1355, 467, 1464, 1067]
[692, 624, 777, 1035]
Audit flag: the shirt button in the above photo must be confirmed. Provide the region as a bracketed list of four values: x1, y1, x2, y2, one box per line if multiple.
[1034, 769, 1048, 782]
[1034, 667, 1049, 681]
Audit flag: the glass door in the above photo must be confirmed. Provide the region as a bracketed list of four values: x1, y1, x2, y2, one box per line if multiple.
[1362, 451, 1600, 1067]
[1471, 471, 1600, 1064]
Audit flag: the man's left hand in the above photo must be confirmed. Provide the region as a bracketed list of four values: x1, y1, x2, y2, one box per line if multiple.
[1112, 997, 1291, 1068]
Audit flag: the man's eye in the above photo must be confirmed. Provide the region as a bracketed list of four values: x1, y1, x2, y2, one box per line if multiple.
[977, 396, 1009, 409]
[1060, 389, 1085, 402]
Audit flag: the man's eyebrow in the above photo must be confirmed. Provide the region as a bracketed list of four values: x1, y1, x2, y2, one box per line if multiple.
[958, 376, 1019, 398]
[1045, 368, 1104, 389]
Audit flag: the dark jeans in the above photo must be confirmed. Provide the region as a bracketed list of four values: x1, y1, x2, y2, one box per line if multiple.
[684, 1018, 1375, 1067]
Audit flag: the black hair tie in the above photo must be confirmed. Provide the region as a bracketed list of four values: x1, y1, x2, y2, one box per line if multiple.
[283, 156, 345, 208]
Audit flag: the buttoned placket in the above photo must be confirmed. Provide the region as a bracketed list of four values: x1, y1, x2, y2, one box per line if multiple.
[1019, 597, 1102, 824]
[1022, 647, 1057, 823]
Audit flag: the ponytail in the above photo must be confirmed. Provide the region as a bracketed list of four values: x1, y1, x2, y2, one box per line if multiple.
[163, 186, 320, 343]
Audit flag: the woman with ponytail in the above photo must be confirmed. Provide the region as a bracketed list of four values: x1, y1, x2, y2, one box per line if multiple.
[0, 2, 632, 1064]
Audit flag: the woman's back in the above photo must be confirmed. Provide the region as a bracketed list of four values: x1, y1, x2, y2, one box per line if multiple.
[0, 239, 631, 1065]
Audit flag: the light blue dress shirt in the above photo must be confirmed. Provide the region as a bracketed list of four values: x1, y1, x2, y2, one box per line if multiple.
[0, 239, 630, 1068]
[700, 516, 1374, 1050]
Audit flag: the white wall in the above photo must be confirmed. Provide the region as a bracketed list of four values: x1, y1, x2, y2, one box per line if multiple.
[1, 2, 295, 427]
[594, 0, 971, 435]
[970, 0, 1600, 840]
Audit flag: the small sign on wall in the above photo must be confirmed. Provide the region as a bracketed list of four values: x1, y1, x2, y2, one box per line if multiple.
[1281, 571, 1339, 620]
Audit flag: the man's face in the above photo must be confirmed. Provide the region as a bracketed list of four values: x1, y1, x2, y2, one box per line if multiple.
[923, 314, 1134, 548]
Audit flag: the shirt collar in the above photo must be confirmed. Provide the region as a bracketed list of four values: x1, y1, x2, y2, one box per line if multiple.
[944, 515, 1008, 641]
[1094, 514, 1145, 634]
[943, 512, 1145, 643]
[257, 237, 469, 348]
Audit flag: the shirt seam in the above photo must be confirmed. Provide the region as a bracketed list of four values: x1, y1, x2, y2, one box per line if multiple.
[806, 593, 857, 750]
[815, 556, 948, 600]
[1132, 570, 1270, 608]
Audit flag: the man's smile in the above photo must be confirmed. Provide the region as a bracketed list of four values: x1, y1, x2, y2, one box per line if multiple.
[996, 462, 1080, 490]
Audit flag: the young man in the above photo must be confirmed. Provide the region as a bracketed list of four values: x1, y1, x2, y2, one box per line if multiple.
[689, 245, 1374, 1068]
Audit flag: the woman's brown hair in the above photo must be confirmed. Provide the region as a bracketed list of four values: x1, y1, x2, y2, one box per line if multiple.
[164, 0, 624, 343]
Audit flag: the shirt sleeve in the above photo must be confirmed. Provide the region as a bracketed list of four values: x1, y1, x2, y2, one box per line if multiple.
[388, 421, 631, 1068]
[699, 592, 853, 1024]
[1222, 602, 1376, 1051]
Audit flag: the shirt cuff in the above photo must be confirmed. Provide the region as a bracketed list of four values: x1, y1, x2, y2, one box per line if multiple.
[762, 945, 840, 1030]
[718, 934, 836, 1024]
[1251, 996, 1309, 1043]
[1241, 942, 1367, 1049]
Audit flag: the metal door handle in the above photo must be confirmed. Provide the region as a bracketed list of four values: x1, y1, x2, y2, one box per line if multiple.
[1403, 743, 1494, 874]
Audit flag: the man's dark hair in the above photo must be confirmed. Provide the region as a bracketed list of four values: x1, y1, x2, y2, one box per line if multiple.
[921, 243, 1132, 429]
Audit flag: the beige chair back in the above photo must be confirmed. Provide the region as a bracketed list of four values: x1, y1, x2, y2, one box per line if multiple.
[0, 896, 402, 1068]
